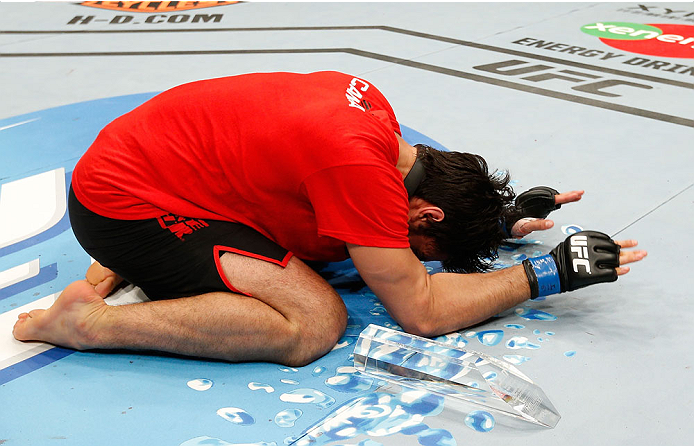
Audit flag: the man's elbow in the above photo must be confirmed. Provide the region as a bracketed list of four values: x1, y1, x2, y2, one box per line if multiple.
[392, 285, 441, 338]
[398, 317, 440, 338]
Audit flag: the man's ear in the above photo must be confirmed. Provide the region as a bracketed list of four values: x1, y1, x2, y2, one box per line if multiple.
[420, 206, 445, 223]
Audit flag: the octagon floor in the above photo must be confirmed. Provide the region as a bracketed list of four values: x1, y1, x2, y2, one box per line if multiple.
[1, 2, 692, 445]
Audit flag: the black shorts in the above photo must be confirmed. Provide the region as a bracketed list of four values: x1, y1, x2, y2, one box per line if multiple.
[68, 187, 293, 300]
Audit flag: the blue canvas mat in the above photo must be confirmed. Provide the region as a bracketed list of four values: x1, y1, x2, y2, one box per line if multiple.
[0, 94, 580, 445]
[2, 2, 692, 444]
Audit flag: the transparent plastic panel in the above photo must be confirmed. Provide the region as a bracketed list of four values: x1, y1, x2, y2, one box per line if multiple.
[352, 324, 560, 428]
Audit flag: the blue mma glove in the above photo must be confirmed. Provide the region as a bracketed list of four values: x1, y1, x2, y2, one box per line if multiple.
[522, 231, 620, 298]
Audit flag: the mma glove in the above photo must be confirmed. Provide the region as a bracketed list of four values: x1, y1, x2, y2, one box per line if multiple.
[503, 186, 562, 237]
[521, 231, 620, 299]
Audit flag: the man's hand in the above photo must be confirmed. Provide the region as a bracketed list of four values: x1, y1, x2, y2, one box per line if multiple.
[511, 189, 584, 237]
[522, 231, 647, 298]
[614, 239, 646, 276]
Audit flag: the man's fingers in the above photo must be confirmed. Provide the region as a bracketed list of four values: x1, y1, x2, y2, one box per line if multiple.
[554, 190, 584, 205]
[511, 218, 553, 237]
[615, 239, 638, 249]
[610, 239, 647, 275]
[520, 218, 553, 233]
[616, 266, 631, 276]
[619, 249, 647, 265]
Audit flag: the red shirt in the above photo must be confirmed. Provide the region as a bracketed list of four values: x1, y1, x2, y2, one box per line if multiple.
[72, 71, 411, 261]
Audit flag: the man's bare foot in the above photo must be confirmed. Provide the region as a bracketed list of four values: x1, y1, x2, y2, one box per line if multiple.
[86, 262, 123, 297]
[13, 280, 108, 350]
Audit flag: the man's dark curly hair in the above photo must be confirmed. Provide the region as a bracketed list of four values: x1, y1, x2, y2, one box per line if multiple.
[412, 144, 516, 273]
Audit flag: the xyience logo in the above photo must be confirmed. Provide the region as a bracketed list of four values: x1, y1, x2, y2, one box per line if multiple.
[80, 1, 238, 12]
[581, 22, 694, 58]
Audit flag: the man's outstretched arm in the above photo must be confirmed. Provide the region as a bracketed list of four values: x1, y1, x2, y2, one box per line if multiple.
[347, 237, 646, 337]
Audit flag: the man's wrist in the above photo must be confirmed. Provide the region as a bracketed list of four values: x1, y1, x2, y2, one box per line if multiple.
[522, 259, 539, 299]
[522, 255, 562, 298]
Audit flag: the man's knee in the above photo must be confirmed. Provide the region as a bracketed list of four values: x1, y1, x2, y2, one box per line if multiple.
[220, 253, 348, 366]
[281, 284, 348, 366]
[282, 305, 348, 367]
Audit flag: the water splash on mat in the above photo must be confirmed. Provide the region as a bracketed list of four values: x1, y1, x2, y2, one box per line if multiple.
[248, 382, 275, 393]
[515, 308, 557, 321]
[505, 324, 525, 330]
[503, 355, 531, 365]
[562, 224, 583, 235]
[293, 390, 452, 445]
[281, 379, 299, 385]
[187, 378, 213, 391]
[464, 410, 495, 433]
[505, 336, 541, 350]
[274, 409, 303, 428]
[476, 330, 504, 346]
[280, 388, 335, 408]
[325, 366, 376, 393]
[217, 407, 255, 425]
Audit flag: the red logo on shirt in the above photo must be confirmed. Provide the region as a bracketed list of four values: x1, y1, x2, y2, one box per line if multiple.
[79, 1, 238, 13]
[157, 214, 209, 240]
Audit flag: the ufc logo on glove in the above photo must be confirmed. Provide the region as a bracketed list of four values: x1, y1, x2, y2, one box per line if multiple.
[570, 235, 592, 274]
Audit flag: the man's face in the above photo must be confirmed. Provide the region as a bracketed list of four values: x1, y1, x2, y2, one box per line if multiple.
[406, 198, 448, 262]
[408, 229, 447, 262]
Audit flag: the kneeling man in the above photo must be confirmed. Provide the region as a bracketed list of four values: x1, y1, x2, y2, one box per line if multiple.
[13, 71, 646, 366]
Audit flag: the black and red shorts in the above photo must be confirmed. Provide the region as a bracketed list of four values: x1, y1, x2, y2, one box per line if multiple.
[68, 187, 293, 300]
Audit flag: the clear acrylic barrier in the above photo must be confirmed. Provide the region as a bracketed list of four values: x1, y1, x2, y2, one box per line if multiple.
[352, 324, 561, 428]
